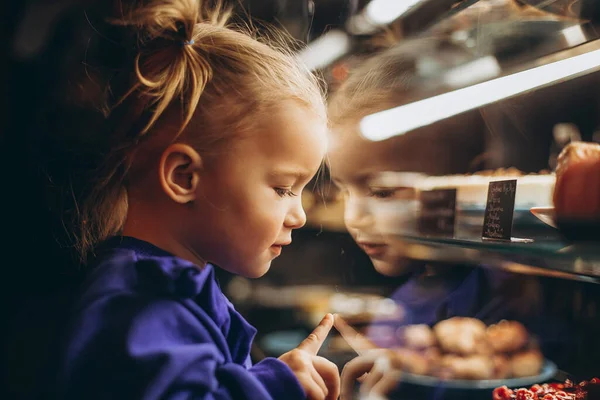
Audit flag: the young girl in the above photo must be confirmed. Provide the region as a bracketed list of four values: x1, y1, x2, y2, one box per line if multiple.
[52, 1, 339, 399]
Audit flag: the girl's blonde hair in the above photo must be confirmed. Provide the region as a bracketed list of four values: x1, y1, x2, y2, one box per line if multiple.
[72, 0, 325, 262]
[327, 38, 433, 127]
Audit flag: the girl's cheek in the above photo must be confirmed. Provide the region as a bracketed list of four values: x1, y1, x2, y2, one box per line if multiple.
[372, 199, 420, 234]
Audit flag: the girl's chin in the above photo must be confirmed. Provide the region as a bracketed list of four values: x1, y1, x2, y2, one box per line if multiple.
[372, 259, 413, 277]
[244, 262, 273, 279]
[223, 259, 272, 279]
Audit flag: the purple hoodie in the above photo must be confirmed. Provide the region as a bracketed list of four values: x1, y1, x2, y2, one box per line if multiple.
[55, 236, 304, 400]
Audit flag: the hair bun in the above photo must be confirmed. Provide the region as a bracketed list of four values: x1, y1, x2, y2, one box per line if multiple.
[110, 0, 231, 46]
[105, 0, 233, 138]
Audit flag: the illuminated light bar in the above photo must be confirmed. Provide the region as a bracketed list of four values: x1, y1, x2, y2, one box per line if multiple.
[443, 56, 501, 88]
[360, 47, 600, 141]
[365, 0, 423, 25]
[347, 0, 423, 34]
[296, 29, 351, 71]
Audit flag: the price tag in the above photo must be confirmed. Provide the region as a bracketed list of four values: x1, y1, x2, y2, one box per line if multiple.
[482, 179, 517, 241]
[418, 189, 457, 235]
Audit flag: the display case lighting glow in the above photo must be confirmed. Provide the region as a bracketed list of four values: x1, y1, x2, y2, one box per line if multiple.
[364, 0, 422, 25]
[443, 56, 501, 88]
[296, 29, 351, 71]
[562, 25, 588, 47]
[360, 47, 600, 141]
[347, 0, 423, 35]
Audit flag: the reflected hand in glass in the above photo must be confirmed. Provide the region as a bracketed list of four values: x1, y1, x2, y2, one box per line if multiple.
[334, 314, 405, 400]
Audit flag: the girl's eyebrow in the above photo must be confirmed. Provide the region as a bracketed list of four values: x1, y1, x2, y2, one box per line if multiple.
[269, 168, 311, 180]
[368, 171, 426, 187]
[331, 172, 373, 187]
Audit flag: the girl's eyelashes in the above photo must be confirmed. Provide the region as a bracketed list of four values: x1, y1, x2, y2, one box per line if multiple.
[367, 186, 416, 200]
[368, 188, 397, 199]
[274, 187, 298, 197]
[336, 185, 412, 200]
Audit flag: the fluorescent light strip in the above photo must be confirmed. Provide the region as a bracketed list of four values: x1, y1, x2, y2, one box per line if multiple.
[443, 56, 501, 88]
[365, 0, 423, 25]
[296, 29, 351, 71]
[360, 47, 600, 141]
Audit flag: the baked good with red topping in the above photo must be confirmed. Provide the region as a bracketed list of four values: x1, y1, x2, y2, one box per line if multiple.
[493, 378, 600, 399]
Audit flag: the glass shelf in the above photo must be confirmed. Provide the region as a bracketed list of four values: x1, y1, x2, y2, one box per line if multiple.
[392, 232, 600, 283]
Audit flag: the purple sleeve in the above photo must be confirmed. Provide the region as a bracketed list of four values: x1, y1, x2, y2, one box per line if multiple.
[58, 297, 306, 400]
[249, 358, 306, 399]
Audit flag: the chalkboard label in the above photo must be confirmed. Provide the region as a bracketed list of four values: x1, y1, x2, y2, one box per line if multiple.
[482, 179, 517, 241]
[418, 189, 457, 236]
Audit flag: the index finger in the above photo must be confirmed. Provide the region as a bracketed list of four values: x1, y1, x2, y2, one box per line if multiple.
[297, 313, 334, 354]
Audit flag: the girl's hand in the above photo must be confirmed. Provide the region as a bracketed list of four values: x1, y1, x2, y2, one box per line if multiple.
[278, 314, 340, 400]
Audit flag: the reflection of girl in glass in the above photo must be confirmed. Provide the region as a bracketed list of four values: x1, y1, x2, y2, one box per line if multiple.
[327, 38, 539, 329]
[327, 39, 559, 398]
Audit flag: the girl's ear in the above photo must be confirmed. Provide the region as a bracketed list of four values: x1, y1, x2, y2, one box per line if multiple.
[158, 143, 203, 204]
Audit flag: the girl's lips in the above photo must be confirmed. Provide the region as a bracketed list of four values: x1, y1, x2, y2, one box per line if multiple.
[357, 242, 388, 257]
[270, 241, 290, 256]
[270, 245, 282, 256]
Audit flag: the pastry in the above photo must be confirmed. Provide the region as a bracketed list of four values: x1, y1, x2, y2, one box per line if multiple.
[440, 354, 494, 380]
[492, 354, 511, 379]
[434, 317, 487, 355]
[379, 317, 544, 381]
[403, 324, 437, 349]
[510, 349, 543, 378]
[393, 348, 431, 375]
[486, 320, 528, 353]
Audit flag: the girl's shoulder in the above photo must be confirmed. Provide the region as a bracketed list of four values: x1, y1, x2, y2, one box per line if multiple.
[63, 245, 237, 350]
[69, 236, 231, 331]
[66, 236, 256, 347]
[80, 246, 215, 304]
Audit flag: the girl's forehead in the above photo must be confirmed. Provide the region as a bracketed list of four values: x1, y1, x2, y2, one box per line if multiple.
[327, 131, 441, 181]
[328, 111, 484, 178]
[328, 147, 402, 187]
[328, 128, 403, 166]
[226, 104, 327, 172]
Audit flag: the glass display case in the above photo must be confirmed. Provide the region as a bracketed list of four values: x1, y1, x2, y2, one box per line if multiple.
[224, 1, 600, 399]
